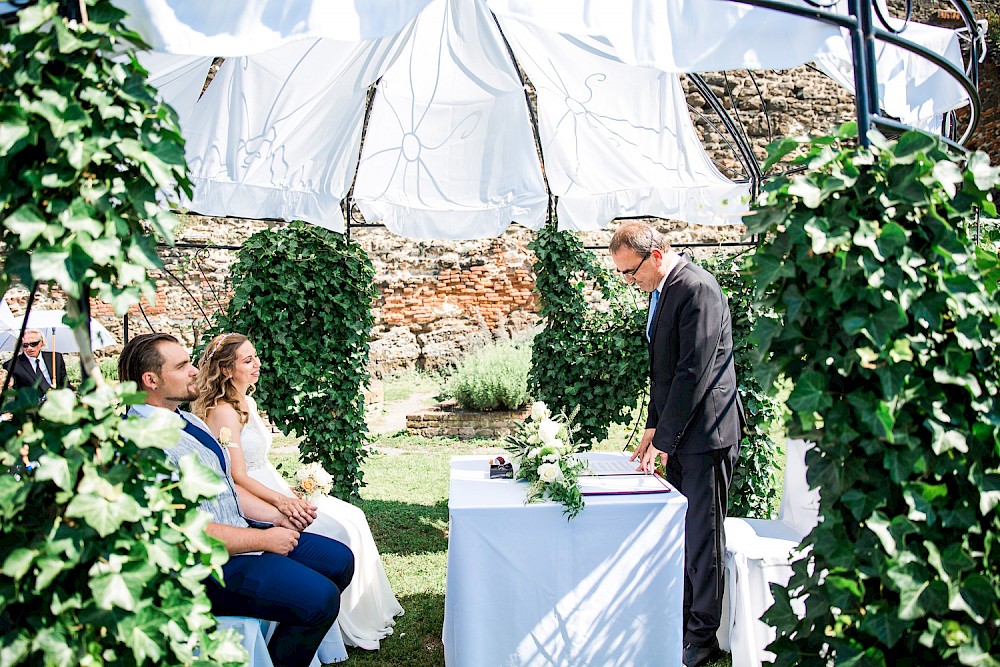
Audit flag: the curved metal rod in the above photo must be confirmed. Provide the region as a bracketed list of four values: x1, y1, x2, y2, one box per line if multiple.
[728, 0, 981, 146]
[685, 105, 753, 182]
[688, 74, 762, 184]
[870, 26, 980, 145]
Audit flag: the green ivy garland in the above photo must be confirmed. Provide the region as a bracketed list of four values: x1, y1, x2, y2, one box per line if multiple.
[210, 222, 377, 500]
[528, 223, 648, 446]
[1, 2, 244, 664]
[748, 124, 1000, 665]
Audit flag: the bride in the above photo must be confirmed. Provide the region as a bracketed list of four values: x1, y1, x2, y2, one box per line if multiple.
[193, 333, 404, 653]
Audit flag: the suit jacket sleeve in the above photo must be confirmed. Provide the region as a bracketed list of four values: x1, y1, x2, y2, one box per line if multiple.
[650, 280, 724, 455]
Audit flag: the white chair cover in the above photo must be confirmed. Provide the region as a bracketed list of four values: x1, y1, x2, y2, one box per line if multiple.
[719, 439, 818, 667]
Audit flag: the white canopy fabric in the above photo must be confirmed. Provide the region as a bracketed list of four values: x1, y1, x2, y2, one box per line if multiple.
[353, 0, 548, 239]
[814, 18, 970, 132]
[115, 0, 435, 55]
[118, 0, 972, 240]
[488, 0, 841, 73]
[500, 18, 749, 231]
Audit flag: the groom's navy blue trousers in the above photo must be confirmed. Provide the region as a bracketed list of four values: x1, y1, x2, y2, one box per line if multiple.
[205, 533, 355, 667]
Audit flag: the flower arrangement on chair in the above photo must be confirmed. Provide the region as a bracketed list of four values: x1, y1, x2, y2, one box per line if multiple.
[506, 401, 586, 519]
[292, 462, 334, 501]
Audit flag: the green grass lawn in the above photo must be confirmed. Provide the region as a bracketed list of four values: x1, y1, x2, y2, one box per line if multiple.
[270, 417, 734, 667]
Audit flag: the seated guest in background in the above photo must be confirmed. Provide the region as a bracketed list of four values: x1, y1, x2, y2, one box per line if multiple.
[194, 333, 404, 652]
[3, 330, 70, 395]
[119, 333, 355, 667]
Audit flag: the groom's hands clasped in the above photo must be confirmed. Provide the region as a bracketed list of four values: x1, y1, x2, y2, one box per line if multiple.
[275, 496, 318, 530]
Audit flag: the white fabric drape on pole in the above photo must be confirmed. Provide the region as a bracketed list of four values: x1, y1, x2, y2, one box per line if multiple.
[352, 0, 548, 239]
[814, 20, 970, 132]
[499, 18, 749, 231]
[181, 36, 408, 232]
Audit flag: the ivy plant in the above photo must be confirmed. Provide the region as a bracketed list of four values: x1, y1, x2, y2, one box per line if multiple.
[701, 253, 783, 519]
[747, 124, 1000, 665]
[528, 223, 648, 445]
[1, 1, 244, 665]
[210, 221, 377, 499]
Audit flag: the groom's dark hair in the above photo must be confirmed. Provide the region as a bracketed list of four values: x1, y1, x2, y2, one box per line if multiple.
[119, 333, 181, 389]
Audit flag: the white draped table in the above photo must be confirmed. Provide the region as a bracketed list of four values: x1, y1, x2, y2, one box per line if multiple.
[443, 453, 688, 667]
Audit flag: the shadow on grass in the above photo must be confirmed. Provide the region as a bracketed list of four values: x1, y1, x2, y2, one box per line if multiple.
[345, 593, 445, 667]
[358, 498, 449, 556]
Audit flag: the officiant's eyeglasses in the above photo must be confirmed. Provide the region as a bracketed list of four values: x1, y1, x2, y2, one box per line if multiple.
[21, 341, 42, 349]
[619, 253, 650, 278]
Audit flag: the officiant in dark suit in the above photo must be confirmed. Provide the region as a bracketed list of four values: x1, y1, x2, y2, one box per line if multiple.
[3, 329, 70, 395]
[610, 222, 743, 667]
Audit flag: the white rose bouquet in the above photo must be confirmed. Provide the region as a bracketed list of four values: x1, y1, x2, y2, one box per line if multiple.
[506, 401, 585, 519]
[292, 462, 334, 501]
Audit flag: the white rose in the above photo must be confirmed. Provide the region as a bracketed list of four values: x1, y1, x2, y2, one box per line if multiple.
[527, 448, 541, 459]
[542, 453, 559, 463]
[537, 462, 562, 483]
[538, 419, 560, 445]
[527, 434, 540, 444]
[530, 401, 548, 421]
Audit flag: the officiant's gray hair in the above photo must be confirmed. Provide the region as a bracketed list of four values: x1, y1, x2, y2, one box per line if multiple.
[609, 222, 669, 256]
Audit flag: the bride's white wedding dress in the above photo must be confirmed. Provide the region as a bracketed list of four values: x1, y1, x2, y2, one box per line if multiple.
[240, 396, 404, 652]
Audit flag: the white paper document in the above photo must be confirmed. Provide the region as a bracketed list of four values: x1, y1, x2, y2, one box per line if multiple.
[578, 457, 643, 476]
[578, 474, 672, 496]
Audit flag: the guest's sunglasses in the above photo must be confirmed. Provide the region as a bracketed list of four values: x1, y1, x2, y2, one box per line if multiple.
[21, 341, 42, 349]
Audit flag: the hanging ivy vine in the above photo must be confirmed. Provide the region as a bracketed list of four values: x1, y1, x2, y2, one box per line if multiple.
[1, 1, 244, 665]
[701, 253, 783, 519]
[209, 221, 377, 500]
[748, 124, 1000, 665]
[528, 223, 648, 446]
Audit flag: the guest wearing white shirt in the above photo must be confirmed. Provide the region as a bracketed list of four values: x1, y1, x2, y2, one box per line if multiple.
[3, 329, 70, 396]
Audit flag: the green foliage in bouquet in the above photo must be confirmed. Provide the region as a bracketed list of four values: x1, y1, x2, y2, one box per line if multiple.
[529, 223, 648, 446]
[1, 2, 245, 664]
[699, 254, 783, 519]
[746, 124, 1000, 666]
[210, 221, 377, 499]
[507, 402, 586, 519]
[445, 340, 532, 411]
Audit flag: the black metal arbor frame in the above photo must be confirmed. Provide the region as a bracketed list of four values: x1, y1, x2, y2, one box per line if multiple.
[0, 0, 988, 363]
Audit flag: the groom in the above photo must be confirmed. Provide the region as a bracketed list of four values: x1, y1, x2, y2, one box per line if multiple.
[119, 333, 354, 667]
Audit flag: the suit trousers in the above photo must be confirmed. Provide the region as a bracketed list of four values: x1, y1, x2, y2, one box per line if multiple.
[205, 533, 355, 667]
[665, 443, 739, 647]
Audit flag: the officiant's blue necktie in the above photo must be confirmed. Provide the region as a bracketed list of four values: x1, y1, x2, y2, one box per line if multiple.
[177, 412, 227, 472]
[647, 288, 660, 341]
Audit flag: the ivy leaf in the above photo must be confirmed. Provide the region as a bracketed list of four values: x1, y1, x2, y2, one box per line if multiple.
[763, 136, 803, 173]
[2, 548, 36, 580]
[176, 453, 226, 502]
[89, 571, 136, 611]
[35, 453, 71, 491]
[38, 389, 79, 424]
[787, 371, 832, 414]
[118, 410, 182, 449]
[859, 608, 908, 649]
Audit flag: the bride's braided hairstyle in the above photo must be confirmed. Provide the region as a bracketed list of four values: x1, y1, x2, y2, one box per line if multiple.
[192, 333, 253, 425]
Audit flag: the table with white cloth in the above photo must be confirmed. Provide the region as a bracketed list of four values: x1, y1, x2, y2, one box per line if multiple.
[443, 453, 688, 667]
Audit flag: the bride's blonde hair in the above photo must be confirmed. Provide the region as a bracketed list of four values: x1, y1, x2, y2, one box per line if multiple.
[192, 333, 254, 425]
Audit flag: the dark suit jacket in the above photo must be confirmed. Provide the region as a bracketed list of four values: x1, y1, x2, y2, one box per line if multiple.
[646, 255, 743, 456]
[3, 352, 69, 391]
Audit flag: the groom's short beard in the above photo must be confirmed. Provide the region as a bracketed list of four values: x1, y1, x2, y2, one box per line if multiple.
[167, 389, 199, 403]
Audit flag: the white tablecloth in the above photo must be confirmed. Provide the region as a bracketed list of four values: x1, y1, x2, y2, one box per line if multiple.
[444, 453, 688, 667]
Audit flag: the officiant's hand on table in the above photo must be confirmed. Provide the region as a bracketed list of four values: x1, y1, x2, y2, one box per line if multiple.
[631, 428, 668, 474]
